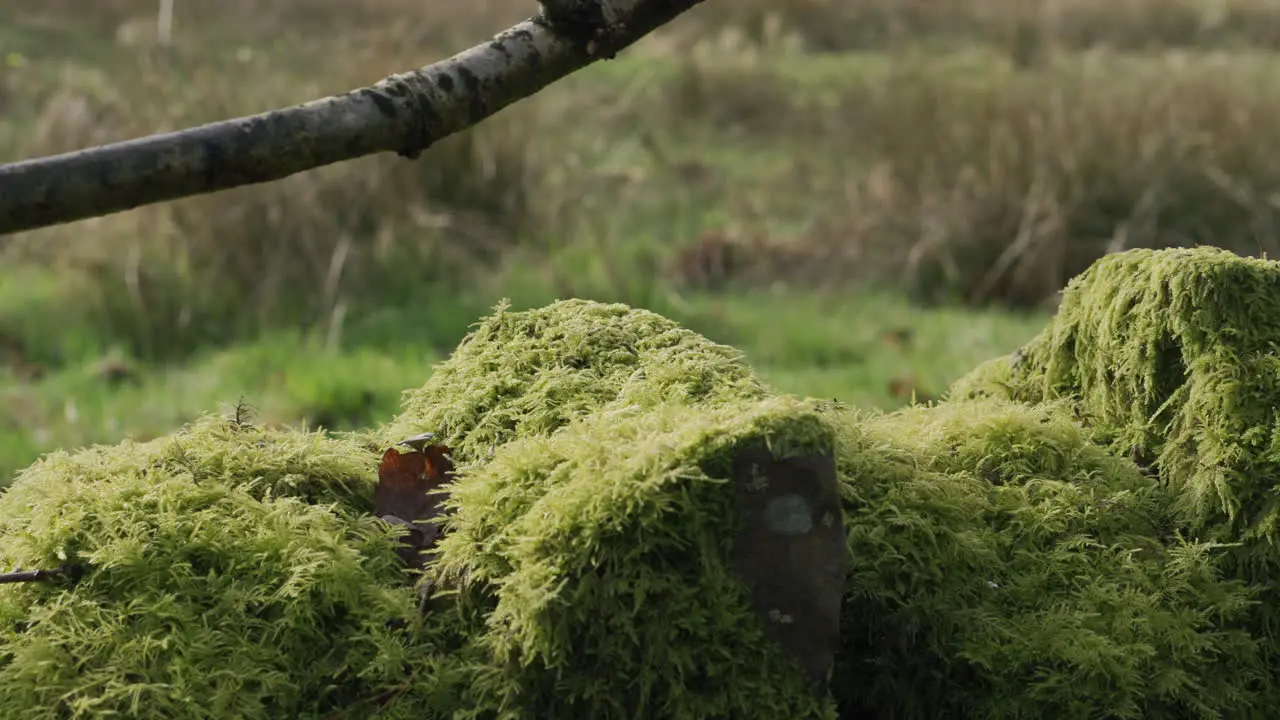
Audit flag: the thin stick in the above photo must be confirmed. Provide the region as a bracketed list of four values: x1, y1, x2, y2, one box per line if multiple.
[0, 565, 81, 585]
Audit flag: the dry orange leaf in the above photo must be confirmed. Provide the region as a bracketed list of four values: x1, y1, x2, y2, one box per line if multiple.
[375, 434, 454, 572]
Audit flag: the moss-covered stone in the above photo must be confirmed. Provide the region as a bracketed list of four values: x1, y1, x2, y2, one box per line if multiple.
[380, 299, 843, 718]
[0, 416, 461, 720]
[830, 399, 1265, 719]
[434, 398, 840, 720]
[945, 247, 1280, 710]
[951, 247, 1280, 546]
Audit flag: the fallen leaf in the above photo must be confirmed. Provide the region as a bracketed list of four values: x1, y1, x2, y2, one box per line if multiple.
[375, 436, 454, 573]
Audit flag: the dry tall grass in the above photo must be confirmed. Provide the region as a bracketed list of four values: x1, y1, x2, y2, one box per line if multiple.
[835, 51, 1280, 306]
[661, 47, 1280, 307]
[682, 0, 1280, 56]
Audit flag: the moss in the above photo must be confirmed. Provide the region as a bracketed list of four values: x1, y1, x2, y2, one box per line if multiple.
[943, 247, 1280, 707]
[830, 399, 1265, 719]
[0, 415, 475, 720]
[381, 300, 835, 715]
[432, 397, 836, 719]
[5, 293, 1270, 718]
[380, 299, 770, 460]
[946, 353, 1018, 402]
[383, 299, 835, 717]
[951, 247, 1280, 545]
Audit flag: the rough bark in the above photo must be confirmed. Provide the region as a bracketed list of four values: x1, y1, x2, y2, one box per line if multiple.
[0, 0, 706, 236]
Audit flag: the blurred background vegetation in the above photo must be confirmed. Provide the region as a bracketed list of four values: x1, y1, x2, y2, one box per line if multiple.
[1, 0, 1278, 481]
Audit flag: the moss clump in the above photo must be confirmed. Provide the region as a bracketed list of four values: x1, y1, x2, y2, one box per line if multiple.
[951, 247, 1280, 545]
[830, 399, 1264, 719]
[381, 299, 770, 461]
[945, 247, 1280, 706]
[383, 299, 835, 718]
[434, 397, 837, 720]
[0, 416, 464, 720]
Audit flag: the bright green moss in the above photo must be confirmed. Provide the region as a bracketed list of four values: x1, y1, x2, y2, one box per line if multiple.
[830, 398, 1264, 719]
[433, 397, 836, 720]
[380, 299, 835, 717]
[0, 415, 471, 720]
[380, 299, 771, 460]
[944, 247, 1280, 708]
[951, 247, 1280, 544]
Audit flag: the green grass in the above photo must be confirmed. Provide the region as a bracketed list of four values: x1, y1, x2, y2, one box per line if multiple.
[0, 335, 440, 480]
[659, 290, 1047, 405]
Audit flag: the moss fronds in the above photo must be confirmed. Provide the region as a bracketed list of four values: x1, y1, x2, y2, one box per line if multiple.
[831, 399, 1264, 719]
[432, 397, 835, 720]
[0, 415, 467, 720]
[951, 247, 1280, 544]
[381, 299, 771, 461]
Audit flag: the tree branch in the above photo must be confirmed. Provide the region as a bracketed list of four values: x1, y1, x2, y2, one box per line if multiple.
[0, 0, 706, 236]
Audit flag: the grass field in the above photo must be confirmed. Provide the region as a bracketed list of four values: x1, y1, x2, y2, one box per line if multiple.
[3, 0, 1279, 481]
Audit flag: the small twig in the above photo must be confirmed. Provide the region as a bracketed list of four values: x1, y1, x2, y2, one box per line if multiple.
[0, 564, 83, 585]
[396, 431, 437, 451]
[322, 682, 413, 720]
